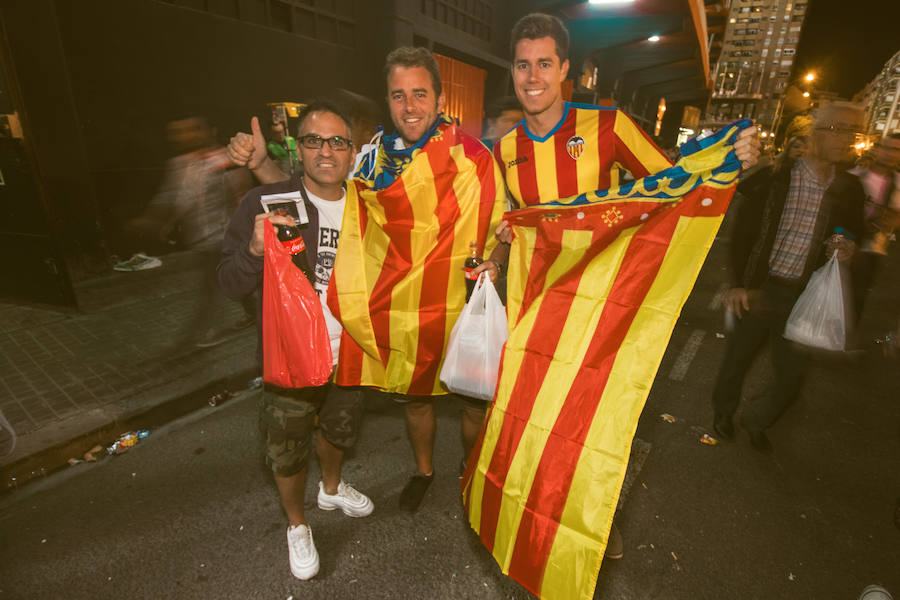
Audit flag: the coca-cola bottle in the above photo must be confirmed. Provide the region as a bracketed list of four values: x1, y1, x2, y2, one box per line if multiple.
[277, 222, 316, 286]
[464, 241, 483, 302]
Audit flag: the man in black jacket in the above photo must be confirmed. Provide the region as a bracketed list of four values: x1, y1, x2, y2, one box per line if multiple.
[711, 102, 866, 453]
[218, 100, 372, 580]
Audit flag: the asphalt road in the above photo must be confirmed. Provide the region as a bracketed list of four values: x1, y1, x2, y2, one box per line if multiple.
[2, 235, 899, 600]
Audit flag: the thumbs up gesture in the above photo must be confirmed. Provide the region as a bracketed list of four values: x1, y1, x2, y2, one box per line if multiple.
[227, 116, 267, 170]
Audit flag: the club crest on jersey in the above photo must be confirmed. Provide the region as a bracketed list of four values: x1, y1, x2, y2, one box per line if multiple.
[566, 135, 585, 160]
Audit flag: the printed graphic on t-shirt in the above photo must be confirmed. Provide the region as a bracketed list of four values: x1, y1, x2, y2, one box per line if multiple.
[314, 227, 339, 296]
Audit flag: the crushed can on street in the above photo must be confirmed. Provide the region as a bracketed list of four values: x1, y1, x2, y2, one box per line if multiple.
[209, 390, 232, 407]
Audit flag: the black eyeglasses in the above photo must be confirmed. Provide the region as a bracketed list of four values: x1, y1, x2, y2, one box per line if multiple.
[298, 134, 352, 151]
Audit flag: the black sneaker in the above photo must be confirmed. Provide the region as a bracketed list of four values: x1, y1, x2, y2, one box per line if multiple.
[713, 414, 735, 441]
[741, 418, 773, 455]
[399, 471, 434, 512]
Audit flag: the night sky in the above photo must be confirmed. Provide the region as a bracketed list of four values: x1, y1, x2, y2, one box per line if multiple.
[793, 0, 898, 98]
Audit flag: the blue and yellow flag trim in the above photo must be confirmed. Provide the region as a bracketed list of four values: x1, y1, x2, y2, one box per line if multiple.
[542, 118, 749, 206]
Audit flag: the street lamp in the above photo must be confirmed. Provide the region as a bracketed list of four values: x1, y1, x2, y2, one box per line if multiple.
[803, 91, 810, 98]
[804, 72, 815, 83]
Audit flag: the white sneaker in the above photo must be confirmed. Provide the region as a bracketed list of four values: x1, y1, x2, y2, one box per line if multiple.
[286, 524, 319, 580]
[317, 481, 374, 517]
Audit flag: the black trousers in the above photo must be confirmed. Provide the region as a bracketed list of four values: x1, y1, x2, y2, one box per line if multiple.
[711, 280, 811, 432]
[851, 250, 883, 318]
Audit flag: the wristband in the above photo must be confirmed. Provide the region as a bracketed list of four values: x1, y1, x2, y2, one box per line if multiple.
[485, 259, 506, 277]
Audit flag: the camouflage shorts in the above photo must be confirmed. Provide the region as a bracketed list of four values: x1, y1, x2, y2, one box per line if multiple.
[258, 383, 364, 477]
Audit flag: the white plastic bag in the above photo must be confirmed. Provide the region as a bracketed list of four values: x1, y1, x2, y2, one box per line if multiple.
[783, 251, 852, 351]
[440, 273, 509, 400]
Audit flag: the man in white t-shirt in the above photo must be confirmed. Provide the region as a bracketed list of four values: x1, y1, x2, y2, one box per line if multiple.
[304, 186, 344, 365]
[218, 100, 371, 581]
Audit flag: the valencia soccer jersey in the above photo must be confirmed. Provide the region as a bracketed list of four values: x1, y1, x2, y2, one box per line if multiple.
[495, 102, 672, 206]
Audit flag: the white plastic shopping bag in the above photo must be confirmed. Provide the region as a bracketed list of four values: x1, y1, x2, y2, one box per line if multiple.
[783, 251, 852, 351]
[440, 273, 509, 400]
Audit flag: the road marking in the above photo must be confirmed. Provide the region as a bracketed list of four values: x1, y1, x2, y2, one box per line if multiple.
[668, 329, 706, 381]
[708, 283, 729, 310]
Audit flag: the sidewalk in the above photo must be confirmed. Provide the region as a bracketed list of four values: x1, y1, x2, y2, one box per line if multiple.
[0, 249, 258, 480]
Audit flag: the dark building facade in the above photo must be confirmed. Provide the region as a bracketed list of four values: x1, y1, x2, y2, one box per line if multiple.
[1, 0, 709, 307]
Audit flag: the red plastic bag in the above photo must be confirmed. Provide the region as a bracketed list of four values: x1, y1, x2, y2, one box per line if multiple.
[262, 220, 333, 388]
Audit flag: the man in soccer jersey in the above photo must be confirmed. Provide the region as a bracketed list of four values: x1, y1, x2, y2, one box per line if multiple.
[493, 13, 759, 210]
[474, 12, 761, 560]
[474, 13, 759, 294]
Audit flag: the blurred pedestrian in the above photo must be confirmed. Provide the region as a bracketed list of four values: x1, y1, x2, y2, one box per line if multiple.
[218, 100, 373, 581]
[265, 113, 300, 177]
[774, 135, 809, 173]
[711, 102, 867, 453]
[119, 116, 253, 345]
[480, 96, 523, 148]
[850, 133, 900, 315]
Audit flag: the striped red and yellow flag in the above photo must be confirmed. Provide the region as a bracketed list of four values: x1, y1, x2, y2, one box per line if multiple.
[463, 121, 750, 599]
[328, 119, 507, 395]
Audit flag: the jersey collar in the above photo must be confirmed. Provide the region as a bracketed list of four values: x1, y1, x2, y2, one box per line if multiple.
[521, 101, 572, 143]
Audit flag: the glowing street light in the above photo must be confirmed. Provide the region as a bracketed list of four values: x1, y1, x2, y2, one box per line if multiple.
[803, 91, 810, 97]
[804, 72, 815, 83]
[647, 35, 660, 42]
[588, 0, 635, 4]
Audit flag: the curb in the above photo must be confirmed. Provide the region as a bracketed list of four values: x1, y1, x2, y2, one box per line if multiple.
[0, 367, 259, 496]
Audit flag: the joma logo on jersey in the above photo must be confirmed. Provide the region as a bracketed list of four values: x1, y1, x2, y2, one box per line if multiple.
[566, 135, 585, 160]
[508, 156, 528, 168]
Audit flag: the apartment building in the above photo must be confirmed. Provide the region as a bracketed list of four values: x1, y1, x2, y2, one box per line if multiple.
[856, 49, 900, 140]
[706, 0, 809, 132]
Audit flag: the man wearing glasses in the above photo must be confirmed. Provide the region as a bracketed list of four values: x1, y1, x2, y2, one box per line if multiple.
[712, 102, 867, 454]
[219, 99, 373, 581]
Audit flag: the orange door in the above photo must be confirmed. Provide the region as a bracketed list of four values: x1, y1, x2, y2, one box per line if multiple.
[433, 53, 486, 139]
